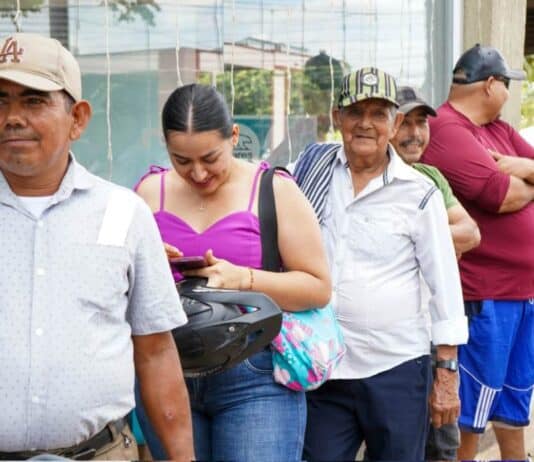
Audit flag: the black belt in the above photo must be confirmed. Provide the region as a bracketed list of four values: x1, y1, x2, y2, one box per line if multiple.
[0, 417, 127, 460]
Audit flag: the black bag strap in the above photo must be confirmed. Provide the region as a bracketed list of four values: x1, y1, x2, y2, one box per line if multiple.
[258, 167, 290, 272]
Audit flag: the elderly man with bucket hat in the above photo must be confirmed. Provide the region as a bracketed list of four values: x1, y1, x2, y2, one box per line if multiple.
[422, 44, 534, 461]
[291, 67, 468, 461]
[0, 33, 194, 460]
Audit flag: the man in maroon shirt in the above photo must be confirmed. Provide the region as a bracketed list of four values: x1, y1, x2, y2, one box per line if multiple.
[422, 44, 534, 460]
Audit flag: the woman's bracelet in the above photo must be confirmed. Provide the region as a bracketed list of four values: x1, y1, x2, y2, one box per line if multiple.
[248, 267, 254, 290]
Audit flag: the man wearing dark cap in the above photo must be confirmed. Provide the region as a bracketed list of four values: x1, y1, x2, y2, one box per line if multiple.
[291, 67, 468, 461]
[0, 33, 194, 460]
[392, 86, 480, 460]
[392, 86, 480, 258]
[422, 44, 534, 460]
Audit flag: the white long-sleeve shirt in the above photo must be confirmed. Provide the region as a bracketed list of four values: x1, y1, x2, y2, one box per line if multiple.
[322, 146, 468, 379]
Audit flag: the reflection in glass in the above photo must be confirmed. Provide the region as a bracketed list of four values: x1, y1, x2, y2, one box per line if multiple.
[0, 0, 451, 185]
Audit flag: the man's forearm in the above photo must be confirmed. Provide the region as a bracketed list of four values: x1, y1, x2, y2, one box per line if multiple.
[138, 369, 194, 460]
[498, 176, 534, 213]
[524, 163, 534, 184]
[448, 212, 481, 255]
[517, 156, 534, 184]
[134, 334, 194, 461]
[435, 344, 458, 360]
[430, 344, 460, 428]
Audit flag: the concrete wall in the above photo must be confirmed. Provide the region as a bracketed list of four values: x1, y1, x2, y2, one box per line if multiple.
[463, 0, 527, 127]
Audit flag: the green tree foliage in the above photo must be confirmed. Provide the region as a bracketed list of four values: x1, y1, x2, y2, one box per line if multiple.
[0, 1, 160, 29]
[521, 55, 534, 129]
[0, 0, 44, 27]
[197, 58, 344, 141]
[303, 51, 344, 140]
[198, 65, 337, 118]
[106, 0, 161, 27]
[199, 68, 273, 116]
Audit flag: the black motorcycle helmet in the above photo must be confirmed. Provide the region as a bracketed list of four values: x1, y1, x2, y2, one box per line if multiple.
[173, 278, 282, 377]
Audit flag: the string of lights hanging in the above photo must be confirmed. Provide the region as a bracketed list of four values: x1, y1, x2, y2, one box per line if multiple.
[428, 0, 435, 103]
[104, 0, 113, 179]
[75, 0, 80, 54]
[213, 0, 223, 87]
[13, 0, 22, 32]
[399, 0, 405, 82]
[230, 0, 236, 116]
[408, 0, 413, 83]
[327, 0, 335, 139]
[175, 4, 183, 87]
[285, 6, 293, 162]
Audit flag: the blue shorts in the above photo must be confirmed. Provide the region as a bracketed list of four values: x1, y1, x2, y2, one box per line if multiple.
[459, 299, 534, 433]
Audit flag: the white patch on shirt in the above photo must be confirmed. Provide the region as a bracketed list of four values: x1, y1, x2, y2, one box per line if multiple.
[97, 190, 137, 246]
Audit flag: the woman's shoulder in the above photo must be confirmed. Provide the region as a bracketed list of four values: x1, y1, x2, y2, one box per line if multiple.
[270, 166, 300, 202]
[134, 166, 169, 209]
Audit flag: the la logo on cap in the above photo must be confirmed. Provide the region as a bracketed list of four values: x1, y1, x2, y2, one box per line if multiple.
[0, 37, 24, 64]
[362, 73, 378, 86]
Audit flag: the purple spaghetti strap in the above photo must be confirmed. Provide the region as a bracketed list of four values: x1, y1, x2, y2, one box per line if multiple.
[133, 165, 167, 192]
[159, 171, 167, 212]
[247, 161, 269, 211]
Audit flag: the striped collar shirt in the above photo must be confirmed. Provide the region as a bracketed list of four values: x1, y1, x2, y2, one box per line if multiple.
[322, 145, 468, 379]
[0, 157, 186, 451]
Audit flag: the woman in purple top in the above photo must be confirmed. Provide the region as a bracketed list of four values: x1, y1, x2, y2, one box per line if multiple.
[135, 84, 331, 461]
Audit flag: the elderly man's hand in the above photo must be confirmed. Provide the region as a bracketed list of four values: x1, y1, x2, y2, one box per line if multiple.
[429, 368, 460, 428]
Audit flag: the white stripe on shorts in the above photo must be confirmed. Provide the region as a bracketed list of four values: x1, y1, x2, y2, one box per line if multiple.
[474, 385, 497, 429]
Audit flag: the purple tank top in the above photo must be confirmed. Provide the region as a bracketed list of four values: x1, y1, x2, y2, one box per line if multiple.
[136, 163, 268, 281]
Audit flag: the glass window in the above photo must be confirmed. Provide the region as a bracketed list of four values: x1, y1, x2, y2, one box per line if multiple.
[0, 0, 455, 185]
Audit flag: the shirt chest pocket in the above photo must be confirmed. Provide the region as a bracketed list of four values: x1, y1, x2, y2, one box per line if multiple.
[66, 243, 131, 315]
[348, 214, 411, 262]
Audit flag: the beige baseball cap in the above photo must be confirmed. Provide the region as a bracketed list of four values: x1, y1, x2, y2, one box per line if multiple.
[0, 33, 81, 101]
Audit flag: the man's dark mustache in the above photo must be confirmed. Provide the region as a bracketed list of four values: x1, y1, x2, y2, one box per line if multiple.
[399, 137, 424, 148]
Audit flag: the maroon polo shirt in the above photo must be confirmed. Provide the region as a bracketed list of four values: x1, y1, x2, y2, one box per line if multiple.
[422, 102, 534, 300]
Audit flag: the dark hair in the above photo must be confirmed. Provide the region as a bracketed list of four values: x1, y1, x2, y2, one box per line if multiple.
[162, 84, 233, 140]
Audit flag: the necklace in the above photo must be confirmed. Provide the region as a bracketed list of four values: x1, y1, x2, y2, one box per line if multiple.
[199, 201, 206, 212]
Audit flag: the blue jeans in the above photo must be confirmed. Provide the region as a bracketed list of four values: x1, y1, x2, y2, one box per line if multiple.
[135, 348, 306, 461]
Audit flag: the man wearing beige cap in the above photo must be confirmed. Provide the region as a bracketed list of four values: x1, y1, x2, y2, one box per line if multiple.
[291, 68, 468, 461]
[0, 33, 194, 460]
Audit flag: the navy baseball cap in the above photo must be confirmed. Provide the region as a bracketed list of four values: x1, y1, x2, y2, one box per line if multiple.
[452, 44, 525, 84]
[396, 86, 436, 117]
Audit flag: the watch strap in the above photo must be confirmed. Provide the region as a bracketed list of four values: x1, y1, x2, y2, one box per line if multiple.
[435, 359, 458, 371]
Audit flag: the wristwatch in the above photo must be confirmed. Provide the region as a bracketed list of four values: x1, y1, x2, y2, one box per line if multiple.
[435, 359, 459, 372]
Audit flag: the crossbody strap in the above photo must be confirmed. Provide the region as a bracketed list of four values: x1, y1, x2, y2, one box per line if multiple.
[258, 167, 290, 272]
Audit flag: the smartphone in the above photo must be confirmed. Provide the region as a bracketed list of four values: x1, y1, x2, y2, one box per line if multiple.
[170, 256, 208, 272]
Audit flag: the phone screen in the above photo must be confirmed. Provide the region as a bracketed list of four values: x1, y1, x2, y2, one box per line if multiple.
[170, 256, 208, 272]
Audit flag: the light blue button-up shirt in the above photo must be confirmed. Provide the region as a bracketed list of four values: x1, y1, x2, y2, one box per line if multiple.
[0, 158, 186, 451]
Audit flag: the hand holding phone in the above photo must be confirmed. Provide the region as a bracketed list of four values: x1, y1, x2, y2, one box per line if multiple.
[170, 256, 208, 272]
